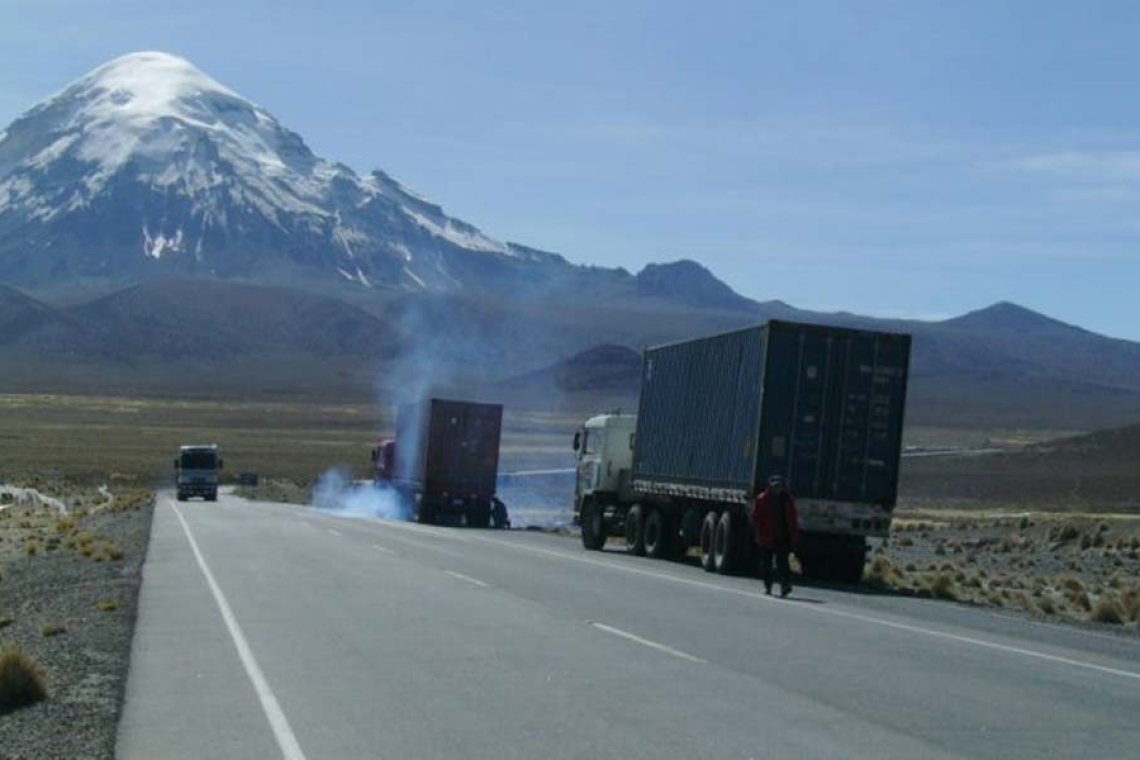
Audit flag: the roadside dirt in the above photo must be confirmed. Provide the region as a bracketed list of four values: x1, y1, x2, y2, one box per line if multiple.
[870, 508, 1140, 630]
[0, 485, 154, 760]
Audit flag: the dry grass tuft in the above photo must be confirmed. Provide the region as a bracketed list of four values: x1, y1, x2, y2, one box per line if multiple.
[865, 555, 905, 589]
[1089, 595, 1127, 625]
[0, 647, 49, 715]
[40, 623, 66, 638]
[97, 599, 119, 612]
[925, 572, 960, 601]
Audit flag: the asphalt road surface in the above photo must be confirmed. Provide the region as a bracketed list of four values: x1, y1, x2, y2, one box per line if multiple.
[118, 490, 1140, 759]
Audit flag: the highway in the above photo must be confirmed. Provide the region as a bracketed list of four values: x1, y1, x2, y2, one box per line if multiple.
[117, 490, 1140, 759]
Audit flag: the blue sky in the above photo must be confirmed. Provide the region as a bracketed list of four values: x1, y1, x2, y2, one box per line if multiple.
[3, 1, 1139, 337]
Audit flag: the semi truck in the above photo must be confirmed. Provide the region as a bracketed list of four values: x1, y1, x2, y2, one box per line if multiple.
[572, 320, 911, 583]
[373, 398, 508, 528]
[174, 444, 223, 502]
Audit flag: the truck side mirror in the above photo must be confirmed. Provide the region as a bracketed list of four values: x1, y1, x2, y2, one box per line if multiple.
[572, 432, 581, 452]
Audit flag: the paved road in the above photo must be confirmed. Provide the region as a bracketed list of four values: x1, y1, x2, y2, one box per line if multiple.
[118, 490, 1140, 759]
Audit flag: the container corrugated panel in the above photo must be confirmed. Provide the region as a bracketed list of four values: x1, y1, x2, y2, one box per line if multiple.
[632, 326, 766, 495]
[631, 320, 911, 507]
[408, 398, 503, 497]
[756, 322, 910, 506]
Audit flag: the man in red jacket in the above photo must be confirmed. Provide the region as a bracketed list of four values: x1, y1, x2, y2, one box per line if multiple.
[751, 475, 800, 597]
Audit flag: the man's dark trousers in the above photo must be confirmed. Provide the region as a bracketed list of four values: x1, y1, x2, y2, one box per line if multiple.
[760, 545, 791, 594]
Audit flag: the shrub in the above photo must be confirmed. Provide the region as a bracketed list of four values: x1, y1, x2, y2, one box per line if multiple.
[865, 555, 903, 589]
[1052, 524, 1080, 542]
[1089, 595, 1126, 625]
[1066, 590, 1092, 611]
[40, 623, 66, 637]
[1059, 576, 1085, 594]
[926, 572, 960, 601]
[97, 599, 118, 612]
[1121, 589, 1140, 623]
[0, 615, 11, 630]
[54, 517, 77, 534]
[0, 648, 48, 715]
[1037, 596, 1058, 615]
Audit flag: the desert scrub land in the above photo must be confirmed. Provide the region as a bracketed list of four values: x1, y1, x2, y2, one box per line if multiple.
[0, 393, 583, 487]
[0, 483, 154, 759]
[869, 508, 1140, 631]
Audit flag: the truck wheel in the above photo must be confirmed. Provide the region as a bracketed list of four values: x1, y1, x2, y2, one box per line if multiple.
[417, 501, 435, 525]
[491, 499, 509, 530]
[624, 505, 646, 556]
[713, 511, 741, 575]
[836, 548, 867, 585]
[580, 500, 606, 551]
[699, 511, 718, 572]
[466, 502, 491, 529]
[680, 508, 703, 553]
[643, 508, 673, 559]
[177, 492, 187, 502]
[207, 490, 218, 502]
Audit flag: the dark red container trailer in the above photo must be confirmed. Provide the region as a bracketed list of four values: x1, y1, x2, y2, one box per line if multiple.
[373, 398, 507, 527]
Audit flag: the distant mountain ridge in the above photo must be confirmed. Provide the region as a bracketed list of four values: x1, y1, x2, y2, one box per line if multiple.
[3, 52, 1140, 431]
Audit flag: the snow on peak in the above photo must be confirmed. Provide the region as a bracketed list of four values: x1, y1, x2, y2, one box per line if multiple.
[77, 51, 241, 121]
[0, 51, 517, 281]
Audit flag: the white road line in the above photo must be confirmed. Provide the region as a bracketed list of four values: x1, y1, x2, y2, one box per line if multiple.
[371, 544, 395, 555]
[589, 622, 707, 664]
[455, 534, 1140, 684]
[444, 570, 490, 588]
[251, 500, 1140, 684]
[170, 501, 307, 760]
[326, 528, 341, 536]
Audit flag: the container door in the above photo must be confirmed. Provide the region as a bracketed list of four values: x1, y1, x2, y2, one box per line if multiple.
[759, 326, 909, 506]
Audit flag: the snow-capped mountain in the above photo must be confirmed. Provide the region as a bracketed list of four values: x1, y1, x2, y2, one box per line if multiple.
[0, 52, 567, 290]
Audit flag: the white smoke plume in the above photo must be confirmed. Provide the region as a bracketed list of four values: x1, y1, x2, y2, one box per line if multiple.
[310, 468, 411, 521]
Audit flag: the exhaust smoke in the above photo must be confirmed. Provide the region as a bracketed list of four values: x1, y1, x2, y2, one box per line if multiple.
[310, 469, 411, 521]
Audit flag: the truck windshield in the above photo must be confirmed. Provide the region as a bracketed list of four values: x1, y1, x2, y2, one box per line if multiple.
[180, 450, 217, 469]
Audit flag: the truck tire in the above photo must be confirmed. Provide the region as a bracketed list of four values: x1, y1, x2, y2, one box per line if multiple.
[417, 500, 435, 525]
[835, 548, 867, 585]
[207, 490, 218, 502]
[177, 492, 187, 502]
[713, 510, 744, 575]
[491, 499, 510, 530]
[643, 508, 673, 559]
[680, 508, 703, 553]
[699, 511, 718, 572]
[624, 505, 646, 556]
[580, 500, 606, 551]
[467, 503, 491, 529]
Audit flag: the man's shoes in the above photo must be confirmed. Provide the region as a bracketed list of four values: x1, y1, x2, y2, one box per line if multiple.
[780, 586, 792, 598]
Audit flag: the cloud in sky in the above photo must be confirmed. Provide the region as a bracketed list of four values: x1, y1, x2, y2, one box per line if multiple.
[1015, 150, 1140, 180]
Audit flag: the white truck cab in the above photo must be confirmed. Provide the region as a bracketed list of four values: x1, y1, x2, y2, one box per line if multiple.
[572, 414, 636, 521]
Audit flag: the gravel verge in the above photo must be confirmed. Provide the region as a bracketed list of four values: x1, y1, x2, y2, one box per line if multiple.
[0, 490, 155, 759]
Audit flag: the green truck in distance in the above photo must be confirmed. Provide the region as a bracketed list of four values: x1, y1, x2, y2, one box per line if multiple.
[174, 444, 223, 502]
